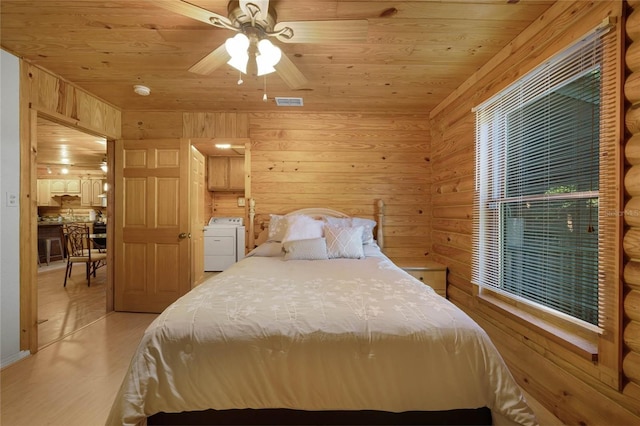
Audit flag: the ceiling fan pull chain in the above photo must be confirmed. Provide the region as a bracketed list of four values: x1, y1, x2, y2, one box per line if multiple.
[238, 71, 244, 85]
[263, 75, 268, 102]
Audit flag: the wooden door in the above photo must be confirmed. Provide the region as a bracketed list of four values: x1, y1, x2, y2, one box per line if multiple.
[190, 146, 205, 287]
[114, 138, 191, 312]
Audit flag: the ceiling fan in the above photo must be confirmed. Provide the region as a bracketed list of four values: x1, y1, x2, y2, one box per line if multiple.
[157, 0, 369, 89]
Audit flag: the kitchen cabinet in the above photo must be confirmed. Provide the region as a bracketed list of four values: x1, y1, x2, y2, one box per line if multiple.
[207, 156, 244, 191]
[50, 178, 81, 194]
[81, 178, 105, 206]
[36, 179, 60, 206]
[91, 179, 104, 205]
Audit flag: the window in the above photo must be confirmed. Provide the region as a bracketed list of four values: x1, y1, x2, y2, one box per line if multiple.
[472, 23, 618, 335]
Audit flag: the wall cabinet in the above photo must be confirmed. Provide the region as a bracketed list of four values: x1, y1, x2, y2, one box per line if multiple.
[36, 180, 60, 207]
[50, 178, 81, 194]
[207, 156, 244, 191]
[80, 178, 104, 207]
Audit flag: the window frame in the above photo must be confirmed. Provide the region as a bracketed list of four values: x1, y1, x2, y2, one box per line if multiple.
[471, 18, 622, 388]
[476, 68, 602, 332]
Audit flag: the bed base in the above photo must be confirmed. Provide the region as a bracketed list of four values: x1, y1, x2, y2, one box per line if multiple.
[148, 407, 492, 425]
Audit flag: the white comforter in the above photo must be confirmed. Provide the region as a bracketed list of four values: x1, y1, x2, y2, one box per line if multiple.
[106, 247, 537, 426]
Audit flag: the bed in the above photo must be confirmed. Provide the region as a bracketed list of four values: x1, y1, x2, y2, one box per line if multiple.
[106, 201, 537, 426]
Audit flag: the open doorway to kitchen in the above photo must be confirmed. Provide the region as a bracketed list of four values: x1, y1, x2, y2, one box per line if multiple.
[35, 117, 111, 349]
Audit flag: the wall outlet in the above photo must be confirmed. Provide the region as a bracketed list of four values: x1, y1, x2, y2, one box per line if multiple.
[5, 191, 18, 207]
[237, 197, 245, 207]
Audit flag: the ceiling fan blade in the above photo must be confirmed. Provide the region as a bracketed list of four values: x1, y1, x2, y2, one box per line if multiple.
[274, 20, 368, 44]
[155, 0, 233, 28]
[189, 44, 231, 75]
[274, 52, 308, 89]
[240, 0, 270, 21]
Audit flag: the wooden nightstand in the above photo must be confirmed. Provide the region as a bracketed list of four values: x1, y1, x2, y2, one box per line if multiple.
[399, 261, 447, 297]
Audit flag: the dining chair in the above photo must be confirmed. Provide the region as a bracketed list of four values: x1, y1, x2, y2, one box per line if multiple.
[62, 223, 107, 287]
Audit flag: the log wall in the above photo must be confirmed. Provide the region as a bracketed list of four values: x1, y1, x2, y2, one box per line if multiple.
[122, 110, 431, 264]
[429, 0, 640, 423]
[625, 0, 640, 409]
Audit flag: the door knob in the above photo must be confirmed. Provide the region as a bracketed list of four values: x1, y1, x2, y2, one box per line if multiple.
[178, 232, 188, 239]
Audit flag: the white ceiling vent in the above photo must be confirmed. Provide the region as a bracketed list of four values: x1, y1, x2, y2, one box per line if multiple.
[275, 97, 304, 107]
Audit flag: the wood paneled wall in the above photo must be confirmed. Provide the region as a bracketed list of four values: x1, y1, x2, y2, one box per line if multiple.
[22, 64, 121, 137]
[430, 1, 640, 424]
[248, 112, 430, 263]
[122, 110, 431, 264]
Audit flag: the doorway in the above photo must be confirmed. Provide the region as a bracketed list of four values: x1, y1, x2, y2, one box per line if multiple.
[35, 117, 111, 348]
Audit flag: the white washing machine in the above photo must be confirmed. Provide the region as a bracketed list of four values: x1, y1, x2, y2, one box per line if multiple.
[204, 217, 246, 272]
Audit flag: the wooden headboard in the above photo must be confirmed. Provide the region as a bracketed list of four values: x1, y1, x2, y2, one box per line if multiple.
[248, 199, 385, 250]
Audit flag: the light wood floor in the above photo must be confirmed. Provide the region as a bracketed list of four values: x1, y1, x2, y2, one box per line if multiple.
[2, 291, 564, 426]
[37, 260, 107, 348]
[1, 312, 158, 426]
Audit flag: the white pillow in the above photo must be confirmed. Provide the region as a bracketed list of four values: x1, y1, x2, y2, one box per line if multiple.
[363, 243, 383, 258]
[283, 238, 328, 260]
[325, 225, 365, 259]
[324, 217, 376, 245]
[282, 215, 324, 243]
[267, 214, 287, 242]
[246, 242, 283, 257]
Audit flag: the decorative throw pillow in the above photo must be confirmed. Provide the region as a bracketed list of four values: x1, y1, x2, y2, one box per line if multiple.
[283, 238, 328, 260]
[363, 243, 383, 258]
[282, 215, 324, 243]
[352, 218, 376, 245]
[324, 217, 376, 245]
[325, 225, 365, 259]
[247, 242, 284, 257]
[267, 214, 287, 242]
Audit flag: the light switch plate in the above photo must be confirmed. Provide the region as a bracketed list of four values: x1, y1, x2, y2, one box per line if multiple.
[237, 197, 245, 207]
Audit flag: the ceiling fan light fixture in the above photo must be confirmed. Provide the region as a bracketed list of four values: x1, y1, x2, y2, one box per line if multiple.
[227, 53, 249, 74]
[256, 38, 281, 76]
[225, 33, 250, 73]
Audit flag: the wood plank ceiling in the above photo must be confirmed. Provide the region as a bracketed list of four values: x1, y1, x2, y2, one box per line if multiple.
[35, 117, 107, 176]
[1, 0, 555, 114]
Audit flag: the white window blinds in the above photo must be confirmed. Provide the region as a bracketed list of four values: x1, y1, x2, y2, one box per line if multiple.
[472, 22, 618, 332]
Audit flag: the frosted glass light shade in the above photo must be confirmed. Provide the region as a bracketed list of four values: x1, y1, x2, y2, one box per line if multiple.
[256, 39, 282, 76]
[225, 33, 250, 74]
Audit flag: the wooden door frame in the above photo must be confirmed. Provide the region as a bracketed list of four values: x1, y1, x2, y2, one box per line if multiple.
[190, 145, 205, 287]
[20, 108, 115, 354]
